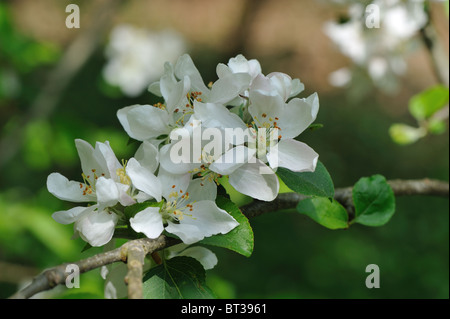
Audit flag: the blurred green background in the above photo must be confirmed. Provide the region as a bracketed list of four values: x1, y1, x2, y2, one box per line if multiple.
[0, 0, 448, 299]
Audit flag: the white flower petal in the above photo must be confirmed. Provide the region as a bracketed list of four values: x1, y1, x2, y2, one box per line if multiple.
[160, 61, 191, 113]
[158, 166, 191, 201]
[96, 141, 122, 179]
[248, 90, 284, 124]
[209, 73, 251, 104]
[47, 172, 94, 202]
[134, 141, 159, 174]
[130, 207, 164, 239]
[290, 78, 305, 97]
[278, 92, 319, 139]
[258, 72, 305, 100]
[165, 200, 239, 244]
[193, 101, 247, 131]
[100, 265, 109, 280]
[174, 54, 209, 93]
[267, 138, 318, 172]
[227, 54, 262, 80]
[104, 263, 128, 299]
[75, 139, 108, 179]
[174, 246, 218, 270]
[159, 62, 177, 101]
[250, 74, 273, 95]
[159, 142, 197, 175]
[148, 81, 161, 96]
[52, 206, 89, 225]
[115, 182, 135, 206]
[165, 76, 191, 114]
[126, 158, 162, 202]
[117, 105, 170, 141]
[134, 191, 153, 203]
[95, 177, 120, 208]
[228, 159, 279, 201]
[185, 177, 217, 202]
[216, 63, 232, 78]
[266, 72, 293, 101]
[116, 107, 133, 140]
[75, 208, 118, 247]
[209, 145, 255, 176]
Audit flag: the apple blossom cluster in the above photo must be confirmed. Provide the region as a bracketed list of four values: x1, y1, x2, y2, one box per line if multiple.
[47, 54, 319, 250]
[324, 0, 427, 92]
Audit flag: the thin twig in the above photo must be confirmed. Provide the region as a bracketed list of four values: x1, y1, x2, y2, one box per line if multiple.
[240, 178, 449, 219]
[9, 236, 179, 299]
[121, 236, 180, 299]
[420, 6, 449, 87]
[387, 178, 449, 197]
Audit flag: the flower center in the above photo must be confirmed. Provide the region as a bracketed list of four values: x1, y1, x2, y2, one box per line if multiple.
[187, 91, 203, 104]
[245, 125, 280, 162]
[153, 102, 166, 110]
[80, 169, 105, 196]
[173, 91, 203, 126]
[252, 114, 282, 140]
[116, 160, 131, 186]
[191, 164, 222, 187]
[161, 187, 195, 223]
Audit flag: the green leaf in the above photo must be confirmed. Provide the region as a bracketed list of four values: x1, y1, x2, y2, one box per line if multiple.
[199, 196, 254, 257]
[308, 123, 324, 131]
[142, 256, 215, 299]
[428, 119, 447, 135]
[216, 183, 231, 200]
[81, 243, 93, 253]
[409, 85, 449, 121]
[126, 137, 138, 146]
[352, 175, 395, 227]
[276, 161, 335, 198]
[297, 197, 348, 230]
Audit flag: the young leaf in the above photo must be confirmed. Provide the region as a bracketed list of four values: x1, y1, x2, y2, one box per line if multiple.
[308, 123, 324, 131]
[428, 119, 447, 135]
[81, 242, 92, 253]
[199, 196, 254, 257]
[276, 161, 334, 198]
[142, 256, 215, 299]
[389, 123, 426, 145]
[297, 197, 348, 230]
[352, 174, 395, 227]
[409, 85, 449, 121]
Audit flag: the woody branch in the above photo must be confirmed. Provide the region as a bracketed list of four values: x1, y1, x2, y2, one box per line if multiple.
[9, 178, 449, 299]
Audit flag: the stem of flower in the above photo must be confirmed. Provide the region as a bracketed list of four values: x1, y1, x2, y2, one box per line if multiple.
[151, 252, 163, 265]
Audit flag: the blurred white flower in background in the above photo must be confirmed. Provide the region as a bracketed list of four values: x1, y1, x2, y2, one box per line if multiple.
[324, 0, 428, 92]
[327, 67, 352, 88]
[382, 1, 427, 42]
[103, 25, 186, 97]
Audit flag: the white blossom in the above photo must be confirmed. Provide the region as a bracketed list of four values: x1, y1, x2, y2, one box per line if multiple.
[47, 139, 161, 246]
[50, 53, 321, 250]
[118, 54, 251, 145]
[103, 25, 186, 97]
[129, 172, 239, 244]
